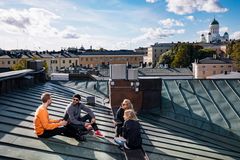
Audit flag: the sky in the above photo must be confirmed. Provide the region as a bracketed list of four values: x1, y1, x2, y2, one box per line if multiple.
[0, 0, 239, 51]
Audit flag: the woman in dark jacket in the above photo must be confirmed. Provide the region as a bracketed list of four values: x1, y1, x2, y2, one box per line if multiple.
[114, 109, 142, 149]
[113, 99, 133, 137]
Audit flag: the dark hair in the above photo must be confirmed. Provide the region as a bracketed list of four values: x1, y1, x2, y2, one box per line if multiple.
[41, 92, 51, 103]
[73, 94, 81, 101]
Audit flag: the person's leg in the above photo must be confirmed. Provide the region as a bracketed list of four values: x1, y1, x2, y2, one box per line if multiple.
[64, 124, 86, 141]
[81, 114, 99, 131]
[81, 114, 104, 137]
[38, 127, 65, 138]
[114, 137, 125, 147]
[115, 124, 122, 137]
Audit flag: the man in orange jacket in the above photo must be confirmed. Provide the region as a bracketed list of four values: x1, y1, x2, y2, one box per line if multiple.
[33, 92, 67, 138]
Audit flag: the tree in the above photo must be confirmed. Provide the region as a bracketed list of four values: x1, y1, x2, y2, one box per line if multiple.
[171, 44, 191, 67]
[227, 40, 240, 71]
[43, 60, 48, 73]
[11, 59, 27, 71]
[158, 43, 213, 68]
[197, 48, 216, 59]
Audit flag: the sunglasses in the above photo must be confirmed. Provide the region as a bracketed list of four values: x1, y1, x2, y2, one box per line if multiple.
[73, 98, 79, 102]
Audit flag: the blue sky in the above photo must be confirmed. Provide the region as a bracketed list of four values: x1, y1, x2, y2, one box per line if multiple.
[0, 0, 239, 51]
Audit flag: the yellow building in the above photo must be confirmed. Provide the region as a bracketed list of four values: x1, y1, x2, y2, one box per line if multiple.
[79, 50, 143, 68]
[144, 43, 175, 65]
[0, 55, 16, 68]
[1, 50, 143, 74]
[0, 54, 31, 69]
[192, 57, 234, 79]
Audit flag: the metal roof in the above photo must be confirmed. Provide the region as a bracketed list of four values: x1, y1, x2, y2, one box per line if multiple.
[0, 80, 240, 159]
[0, 82, 124, 160]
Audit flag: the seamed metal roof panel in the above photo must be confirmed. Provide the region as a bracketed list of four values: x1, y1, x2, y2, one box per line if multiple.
[1, 80, 240, 159]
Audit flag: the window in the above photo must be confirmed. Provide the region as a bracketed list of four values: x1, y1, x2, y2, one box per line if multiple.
[202, 66, 206, 68]
[13, 61, 15, 64]
[213, 66, 216, 68]
[69, 60, 71, 63]
[202, 71, 205, 75]
[8, 61, 10, 64]
[63, 60, 65, 63]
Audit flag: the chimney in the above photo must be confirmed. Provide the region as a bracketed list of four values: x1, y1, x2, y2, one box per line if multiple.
[213, 54, 217, 59]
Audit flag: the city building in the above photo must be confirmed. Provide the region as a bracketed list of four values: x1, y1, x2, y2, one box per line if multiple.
[78, 50, 143, 68]
[192, 57, 234, 79]
[0, 49, 143, 74]
[143, 43, 175, 66]
[0, 55, 16, 68]
[200, 18, 229, 43]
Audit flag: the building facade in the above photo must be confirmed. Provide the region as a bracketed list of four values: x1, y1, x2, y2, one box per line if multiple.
[200, 18, 229, 43]
[192, 57, 234, 79]
[143, 43, 175, 66]
[0, 50, 143, 74]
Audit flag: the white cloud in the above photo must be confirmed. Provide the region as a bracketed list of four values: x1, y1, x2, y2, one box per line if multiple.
[0, 8, 80, 39]
[133, 27, 185, 42]
[61, 26, 80, 39]
[197, 29, 209, 35]
[185, 15, 195, 21]
[146, 0, 158, 3]
[159, 18, 184, 28]
[231, 31, 240, 40]
[166, 0, 228, 15]
[220, 27, 228, 33]
[114, 27, 185, 49]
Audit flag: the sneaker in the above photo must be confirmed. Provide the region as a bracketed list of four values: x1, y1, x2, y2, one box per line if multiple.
[95, 130, 104, 138]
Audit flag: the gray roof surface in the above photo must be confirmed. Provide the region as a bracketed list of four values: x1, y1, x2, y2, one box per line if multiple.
[198, 57, 232, 64]
[0, 55, 11, 59]
[139, 68, 192, 76]
[0, 69, 34, 80]
[1, 80, 240, 159]
[0, 82, 123, 160]
[80, 50, 143, 56]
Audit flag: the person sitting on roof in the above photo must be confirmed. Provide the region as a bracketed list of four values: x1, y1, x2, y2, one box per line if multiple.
[63, 94, 104, 138]
[112, 99, 133, 137]
[33, 92, 67, 138]
[114, 109, 142, 150]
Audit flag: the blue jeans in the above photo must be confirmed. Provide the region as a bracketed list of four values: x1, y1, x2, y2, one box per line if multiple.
[114, 137, 126, 147]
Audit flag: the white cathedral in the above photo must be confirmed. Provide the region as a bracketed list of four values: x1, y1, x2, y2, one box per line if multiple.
[200, 18, 229, 43]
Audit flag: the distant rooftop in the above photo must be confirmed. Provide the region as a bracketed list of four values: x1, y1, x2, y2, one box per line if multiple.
[198, 57, 232, 64]
[80, 50, 143, 56]
[207, 71, 240, 79]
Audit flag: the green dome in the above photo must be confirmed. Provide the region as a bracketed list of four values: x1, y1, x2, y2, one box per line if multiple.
[211, 18, 219, 25]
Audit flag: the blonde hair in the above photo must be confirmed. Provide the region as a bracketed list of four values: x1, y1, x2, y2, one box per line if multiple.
[124, 109, 138, 121]
[122, 99, 133, 110]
